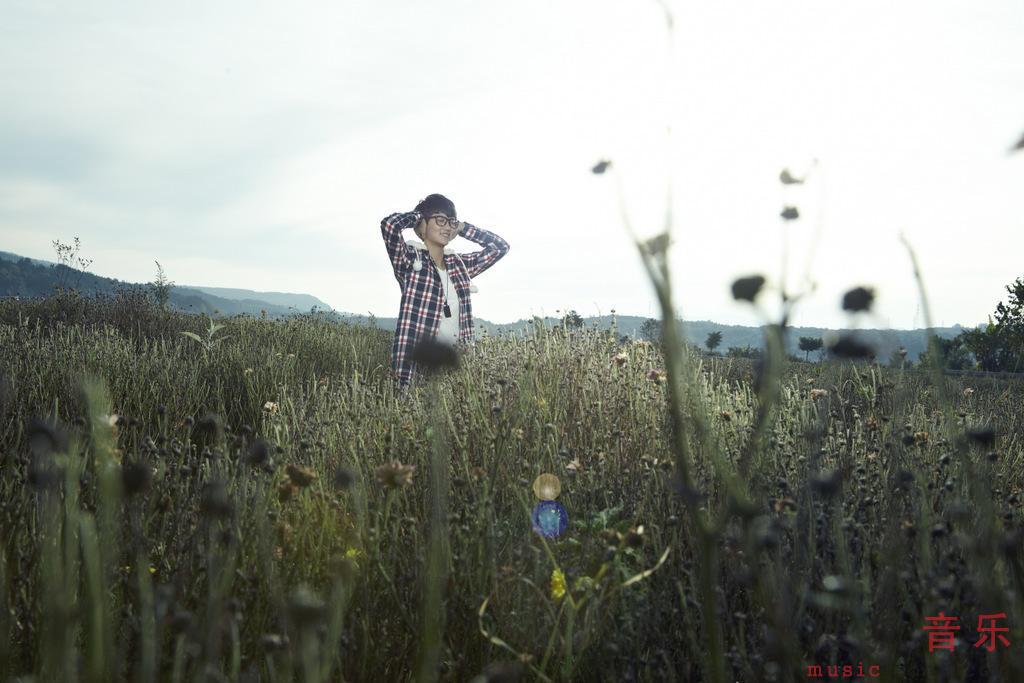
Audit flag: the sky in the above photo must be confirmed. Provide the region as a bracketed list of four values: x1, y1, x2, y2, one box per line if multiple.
[2, 0, 1022, 330]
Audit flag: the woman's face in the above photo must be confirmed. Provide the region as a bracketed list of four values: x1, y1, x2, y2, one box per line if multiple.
[420, 213, 456, 246]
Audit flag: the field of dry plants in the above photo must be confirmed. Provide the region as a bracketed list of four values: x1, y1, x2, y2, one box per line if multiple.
[1, 286, 1022, 682]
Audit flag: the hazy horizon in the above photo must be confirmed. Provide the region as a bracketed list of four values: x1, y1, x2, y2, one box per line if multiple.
[0, 244, 984, 331]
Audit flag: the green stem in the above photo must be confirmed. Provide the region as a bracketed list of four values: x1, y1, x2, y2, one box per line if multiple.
[561, 602, 576, 680]
[699, 530, 726, 683]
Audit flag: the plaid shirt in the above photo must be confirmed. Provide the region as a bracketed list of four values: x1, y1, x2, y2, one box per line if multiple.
[380, 210, 510, 392]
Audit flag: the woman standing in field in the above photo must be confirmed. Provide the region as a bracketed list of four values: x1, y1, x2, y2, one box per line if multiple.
[380, 193, 510, 394]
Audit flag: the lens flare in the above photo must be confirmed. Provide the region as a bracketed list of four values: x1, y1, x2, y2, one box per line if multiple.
[531, 500, 568, 538]
[533, 473, 561, 501]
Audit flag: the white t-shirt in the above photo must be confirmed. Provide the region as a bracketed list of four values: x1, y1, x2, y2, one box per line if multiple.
[436, 266, 461, 345]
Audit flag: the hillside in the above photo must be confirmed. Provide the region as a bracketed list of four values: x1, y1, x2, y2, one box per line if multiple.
[0, 251, 326, 318]
[1, 249, 967, 362]
[184, 285, 330, 312]
[341, 313, 967, 364]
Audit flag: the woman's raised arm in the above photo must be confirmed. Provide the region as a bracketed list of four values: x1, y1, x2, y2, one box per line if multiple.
[456, 222, 510, 278]
[380, 210, 421, 282]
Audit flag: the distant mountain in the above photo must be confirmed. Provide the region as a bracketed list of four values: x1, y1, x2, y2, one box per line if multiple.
[335, 312, 970, 364]
[0, 250, 330, 318]
[0, 250, 56, 268]
[585, 314, 969, 363]
[185, 286, 331, 312]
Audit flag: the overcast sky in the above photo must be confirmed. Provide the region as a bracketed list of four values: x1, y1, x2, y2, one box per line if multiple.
[2, 0, 1022, 329]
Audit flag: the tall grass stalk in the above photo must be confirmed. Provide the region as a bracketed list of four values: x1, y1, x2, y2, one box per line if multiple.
[413, 375, 452, 682]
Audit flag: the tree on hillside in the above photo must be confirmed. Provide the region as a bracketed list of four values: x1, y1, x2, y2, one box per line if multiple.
[958, 276, 1024, 372]
[639, 318, 662, 344]
[959, 325, 1003, 371]
[562, 309, 584, 330]
[924, 275, 1024, 373]
[918, 334, 974, 371]
[726, 345, 763, 359]
[704, 331, 723, 355]
[798, 336, 823, 361]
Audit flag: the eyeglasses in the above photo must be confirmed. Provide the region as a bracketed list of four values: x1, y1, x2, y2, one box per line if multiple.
[428, 215, 457, 228]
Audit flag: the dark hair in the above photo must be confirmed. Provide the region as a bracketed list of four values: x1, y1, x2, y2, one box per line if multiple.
[414, 194, 456, 220]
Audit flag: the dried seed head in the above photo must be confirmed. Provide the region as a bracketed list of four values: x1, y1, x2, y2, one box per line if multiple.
[286, 463, 318, 487]
[27, 453, 64, 490]
[647, 368, 666, 383]
[672, 474, 707, 507]
[375, 461, 416, 489]
[411, 337, 460, 373]
[751, 515, 780, 549]
[194, 413, 223, 442]
[841, 286, 875, 313]
[779, 168, 804, 185]
[810, 470, 842, 498]
[122, 460, 153, 496]
[333, 465, 356, 491]
[731, 275, 766, 303]
[200, 480, 233, 518]
[245, 439, 272, 467]
[966, 426, 996, 447]
[827, 334, 875, 360]
[277, 480, 298, 503]
[27, 416, 71, 458]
